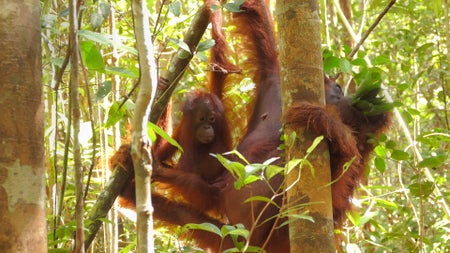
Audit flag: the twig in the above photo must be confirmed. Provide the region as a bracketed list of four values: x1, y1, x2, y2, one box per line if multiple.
[348, 0, 397, 58]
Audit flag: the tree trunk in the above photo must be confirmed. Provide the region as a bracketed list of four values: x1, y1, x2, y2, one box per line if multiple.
[276, 1, 336, 252]
[131, 0, 158, 251]
[0, 1, 46, 253]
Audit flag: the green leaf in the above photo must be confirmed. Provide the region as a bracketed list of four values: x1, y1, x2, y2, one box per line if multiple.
[409, 182, 435, 198]
[50, 57, 64, 67]
[351, 58, 367, 66]
[184, 223, 221, 237]
[59, 7, 69, 17]
[346, 210, 360, 226]
[280, 213, 314, 227]
[123, 99, 135, 111]
[265, 164, 284, 180]
[391, 150, 410, 161]
[99, 3, 111, 19]
[374, 145, 386, 158]
[359, 211, 379, 227]
[106, 102, 126, 127]
[197, 39, 216, 52]
[374, 157, 386, 173]
[210, 4, 221, 12]
[168, 1, 181, 17]
[339, 58, 352, 73]
[80, 41, 105, 71]
[224, 0, 244, 12]
[418, 155, 447, 168]
[147, 122, 182, 152]
[376, 199, 398, 210]
[216, 154, 246, 187]
[221, 224, 249, 238]
[372, 54, 390, 65]
[170, 38, 191, 54]
[90, 12, 103, 30]
[96, 80, 112, 100]
[244, 195, 279, 208]
[306, 136, 324, 155]
[105, 66, 138, 78]
[285, 158, 303, 175]
[243, 174, 260, 185]
[323, 56, 340, 73]
[78, 30, 137, 55]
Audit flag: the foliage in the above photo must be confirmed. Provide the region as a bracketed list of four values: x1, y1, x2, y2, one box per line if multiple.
[40, 0, 449, 252]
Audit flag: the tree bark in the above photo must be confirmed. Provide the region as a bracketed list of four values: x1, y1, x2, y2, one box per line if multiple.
[0, 1, 46, 252]
[276, 1, 336, 252]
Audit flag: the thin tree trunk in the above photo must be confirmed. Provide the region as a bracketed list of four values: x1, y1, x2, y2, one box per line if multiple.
[69, 0, 85, 251]
[0, 1, 46, 252]
[131, 0, 159, 251]
[276, 1, 336, 252]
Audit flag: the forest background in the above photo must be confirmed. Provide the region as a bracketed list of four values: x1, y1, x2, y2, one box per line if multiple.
[11, 0, 450, 252]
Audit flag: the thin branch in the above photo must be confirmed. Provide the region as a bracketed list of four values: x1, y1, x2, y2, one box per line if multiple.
[348, 0, 397, 58]
[78, 50, 98, 202]
[69, 0, 84, 251]
[84, 168, 131, 251]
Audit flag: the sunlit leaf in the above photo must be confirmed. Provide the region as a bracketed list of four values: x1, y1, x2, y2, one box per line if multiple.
[221, 224, 249, 238]
[306, 136, 324, 155]
[285, 158, 303, 175]
[80, 41, 105, 71]
[265, 164, 284, 180]
[147, 122, 182, 152]
[184, 223, 221, 236]
[106, 102, 126, 127]
[374, 145, 386, 157]
[374, 157, 386, 173]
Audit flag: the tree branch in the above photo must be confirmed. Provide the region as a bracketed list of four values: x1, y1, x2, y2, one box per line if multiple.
[149, 5, 211, 123]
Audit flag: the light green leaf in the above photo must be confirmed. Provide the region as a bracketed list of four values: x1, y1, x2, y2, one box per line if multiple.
[80, 41, 105, 71]
[184, 223, 221, 237]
